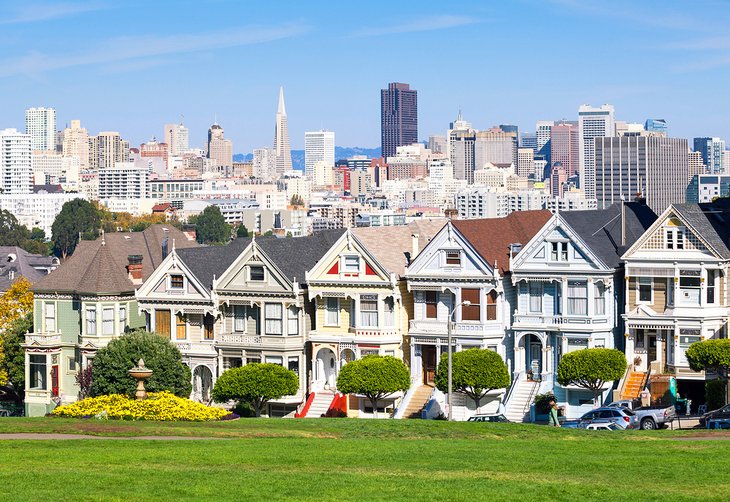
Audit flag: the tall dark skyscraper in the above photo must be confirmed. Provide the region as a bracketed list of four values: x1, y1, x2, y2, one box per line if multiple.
[380, 82, 418, 159]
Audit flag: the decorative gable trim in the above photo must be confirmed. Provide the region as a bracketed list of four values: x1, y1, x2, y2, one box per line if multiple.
[214, 240, 294, 293]
[135, 250, 211, 302]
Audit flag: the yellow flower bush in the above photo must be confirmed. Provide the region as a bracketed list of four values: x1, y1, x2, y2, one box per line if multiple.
[52, 391, 229, 421]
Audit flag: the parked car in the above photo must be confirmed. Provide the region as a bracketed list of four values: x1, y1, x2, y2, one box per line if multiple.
[577, 407, 638, 429]
[699, 404, 730, 427]
[607, 400, 676, 430]
[585, 422, 623, 431]
[467, 414, 511, 423]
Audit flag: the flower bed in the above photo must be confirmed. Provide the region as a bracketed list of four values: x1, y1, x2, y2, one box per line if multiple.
[51, 391, 229, 421]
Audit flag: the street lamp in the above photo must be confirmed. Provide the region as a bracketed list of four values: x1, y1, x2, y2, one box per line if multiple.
[447, 300, 471, 421]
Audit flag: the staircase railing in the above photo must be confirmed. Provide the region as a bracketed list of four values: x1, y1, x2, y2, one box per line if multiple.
[394, 383, 420, 419]
[295, 392, 316, 418]
[503, 372, 522, 410]
[522, 381, 539, 419]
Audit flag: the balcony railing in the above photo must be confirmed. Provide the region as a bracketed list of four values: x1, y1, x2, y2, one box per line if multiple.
[408, 320, 500, 335]
[25, 332, 62, 345]
[349, 327, 400, 337]
[173, 342, 217, 353]
[513, 314, 609, 326]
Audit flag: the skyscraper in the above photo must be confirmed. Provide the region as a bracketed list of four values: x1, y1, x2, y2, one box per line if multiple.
[550, 123, 580, 177]
[579, 104, 615, 199]
[380, 82, 418, 158]
[595, 134, 687, 214]
[274, 86, 292, 175]
[516, 147, 535, 178]
[536, 121, 554, 161]
[475, 127, 517, 168]
[164, 123, 189, 156]
[304, 130, 335, 177]
[693, 137, 726, 174]
[207, 123, 233, 171]
[90, 131, 130, 169]
[25, 107, 56, 151]
[62, 120, 89, 169]
[448, 112, 476, 183]
[645, 119, 667, 136]
[1, 128, 33, 194]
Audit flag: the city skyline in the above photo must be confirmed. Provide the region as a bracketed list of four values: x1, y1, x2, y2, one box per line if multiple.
[0, 1, 729, 152]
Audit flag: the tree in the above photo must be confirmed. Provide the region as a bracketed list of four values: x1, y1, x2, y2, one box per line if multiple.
[434, 348, 510, 410]
[0, 210, 31, 247]
[0, 277, 33, 334]
[51, 198, 100, 258]
[556, 348, 626, 405]
[687, 339, 730, 405]
[290, 194, 304, 207]
[194, 205, 230, 244]
[0, 314, 31, 401]
[236, 223, 250, 238]
[336, 355, 410, 417]
[212, 363, 298, 417]
[90, 329, 192, 398]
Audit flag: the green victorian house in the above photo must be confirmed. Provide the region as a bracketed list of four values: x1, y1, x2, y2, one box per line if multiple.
[24, 225, 197, 416]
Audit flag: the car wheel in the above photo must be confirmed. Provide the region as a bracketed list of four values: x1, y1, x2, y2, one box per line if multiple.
[641, 418, 656, 430]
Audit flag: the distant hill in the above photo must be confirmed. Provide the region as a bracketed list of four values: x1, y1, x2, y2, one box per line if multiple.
[234, 146, 381, 171]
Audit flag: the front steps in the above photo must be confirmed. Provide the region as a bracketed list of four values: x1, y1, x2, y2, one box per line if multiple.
[504, 380, 539, 422]
[402, 385, 433, 419]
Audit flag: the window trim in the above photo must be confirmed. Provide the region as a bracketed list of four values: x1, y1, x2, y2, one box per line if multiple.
[249, 265, 266, 282]
[425, 291, 439, 319]
[342, 255, 360, 273]
[325, 298, 340, 327]
[169, 274, 185, 290]
[529, 282, 543, 313]
[119, 305, 127, 334]
[637, 277, 653, 304]
[567, 280, 588, 316]
[461, 288, 481, 321]
[175, 313, 187, 340]
[360, 294, 379, 327]
[264, 303, 283, 336]
[44, 302, 56, 333]
[102, 306, 115, 336]
[287, 306, 299, 336]
[445, 250, 461, 267]
[86, 306, 97, 336]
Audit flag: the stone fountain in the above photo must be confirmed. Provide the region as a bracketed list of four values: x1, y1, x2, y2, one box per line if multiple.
[128, 358, 153, 400]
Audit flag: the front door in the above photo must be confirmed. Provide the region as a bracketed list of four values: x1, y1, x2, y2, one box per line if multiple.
[648, 334, 657, 362]
[422, 345, 436, 385]
[529, 342, 542, 377]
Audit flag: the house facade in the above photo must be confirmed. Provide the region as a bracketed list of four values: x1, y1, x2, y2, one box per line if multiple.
[621, 202, 730, 410]
[136, 230, 344, 415]
[24, 225, 197, 416]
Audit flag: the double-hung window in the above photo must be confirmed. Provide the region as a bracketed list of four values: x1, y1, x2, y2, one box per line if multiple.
[594, 282, 606, 315]
[551, 242, 568, 261]
[325, 298, 339, 326]
[529, 283, 542, 313]
[384, 297, 395, 327]
[486, 290, 498, 321]
[29, 355, 47, 389]
[204, 314, 215, 340]
[707, 270, 717, 304]
[567, 281, 588, 316]
[425, 291, 438, 319]
[102, 307, 115, 335]
[155, 309, 171, 339]
[44, 302, 56, 332]
[461, 289, 481, 321]
[360, 295, 378, 327]
[265, 303, 283, 335]
[234, 305, 247, 332]
[176, 314, 186, 339]
[287, 306, 299, 336]
[119, 306, 127, 333]
[86, 307, 97, 335]
[679, 270, 701, 305]
[638, 278, 652, 303]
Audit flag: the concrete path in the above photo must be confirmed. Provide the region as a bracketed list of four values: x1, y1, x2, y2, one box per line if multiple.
[0, 433, 228, 440]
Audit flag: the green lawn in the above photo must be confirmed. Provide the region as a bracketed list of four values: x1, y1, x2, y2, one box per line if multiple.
[1, 419, 729, 501]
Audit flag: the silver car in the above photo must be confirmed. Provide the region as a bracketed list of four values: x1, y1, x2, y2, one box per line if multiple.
[578, 407, 638, 429]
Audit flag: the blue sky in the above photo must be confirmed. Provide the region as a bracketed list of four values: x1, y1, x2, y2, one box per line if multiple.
[0, 0, 728, 152]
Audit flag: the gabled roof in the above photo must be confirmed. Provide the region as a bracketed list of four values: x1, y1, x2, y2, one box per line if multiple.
[33, 225, 198, 295]
[0, 246, 58, 291]
[176, 229, 347, 289]
[560, 202, 657, 268]
[452, 211, 552, 274]
[672, 201, 730, 259]
[352, 220, 446, 277]
[257, 229, 345, 283]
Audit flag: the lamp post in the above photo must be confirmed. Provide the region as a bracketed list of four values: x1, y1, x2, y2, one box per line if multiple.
[447, 300, 471, 421]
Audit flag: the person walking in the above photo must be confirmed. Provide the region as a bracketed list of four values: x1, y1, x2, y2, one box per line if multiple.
[548, 400, 561, 427]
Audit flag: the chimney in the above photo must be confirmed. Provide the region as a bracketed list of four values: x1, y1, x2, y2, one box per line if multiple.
[127, 255, 143, 284]
[411, 234, 420, 260]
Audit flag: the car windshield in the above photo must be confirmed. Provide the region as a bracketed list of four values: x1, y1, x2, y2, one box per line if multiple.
[623, 409, 635, 416]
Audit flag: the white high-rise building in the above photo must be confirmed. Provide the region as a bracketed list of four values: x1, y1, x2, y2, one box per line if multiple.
[98, 162, 148, 199]
[164, 123, 189, 156]
[253, 147, 277, 181]
[274, 86, 292, 175]
[1, 128, 33, 194]
[304, 130, 335, 177]
[25, 107, 56, 151]
[536, 121, 553, 154]
[578, 104, 615, 199]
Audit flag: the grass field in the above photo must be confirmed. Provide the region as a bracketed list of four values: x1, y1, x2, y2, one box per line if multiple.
[1, 418, 729, 501]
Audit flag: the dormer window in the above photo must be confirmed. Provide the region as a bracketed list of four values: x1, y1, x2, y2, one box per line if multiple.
[343, 255, 360, 273]
[445, 250, 461, 266]
[665, 228, 684, 250]
[249, 265, 265, 281]
[169, 274, 184, 289]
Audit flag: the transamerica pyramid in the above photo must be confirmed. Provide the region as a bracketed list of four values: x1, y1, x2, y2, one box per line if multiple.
[274, 86, 292, 175]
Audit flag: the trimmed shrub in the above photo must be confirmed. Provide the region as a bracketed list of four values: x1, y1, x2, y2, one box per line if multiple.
[90, 329, 192, 398]
[435, 349, 510, 409]
[52, 391, 227, 421]
[557, 348, 626, 404]
[212, 363, 298, 417]
[336, 355, 410, 417]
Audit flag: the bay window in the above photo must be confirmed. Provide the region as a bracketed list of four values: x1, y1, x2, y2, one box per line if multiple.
[102, 307, 115, 335]
[287, 306, 299, 335]
[594, 282, 606, 315]
[325, 298, 339, 326]
[203, 314, 215, 340]
[529, 283, 542, 313]
[638, 278, 652, 303]
[176, 314, 186, 339]
[119, 306, 127, 334]
[486, 290, 497, 321]
[461, 289, 481, 321]
[29, 355, 47, 390]
[707, 270, 718, 304]
[384, 297, 395, 327]
[425, 291, 438, 319]
[155, 309, 171, 339]
[679, 270, 701, 305]
[86, 307, 97, 335]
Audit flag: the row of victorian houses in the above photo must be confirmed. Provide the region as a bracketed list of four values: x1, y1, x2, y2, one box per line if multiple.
[22, 198, 730, 419]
